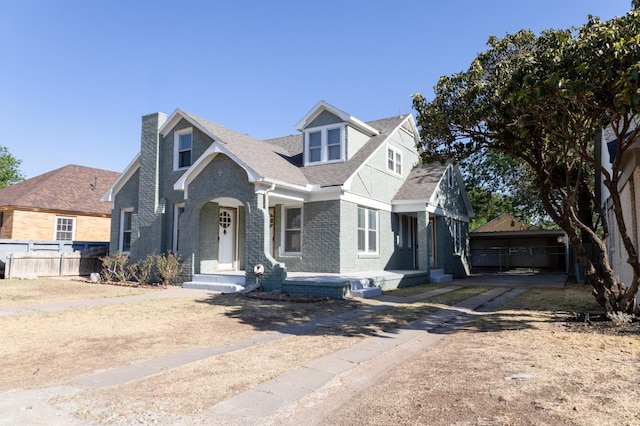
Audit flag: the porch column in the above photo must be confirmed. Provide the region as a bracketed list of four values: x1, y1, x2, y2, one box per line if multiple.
[417, 210, 429, 273]
[245, 192, 286, 291]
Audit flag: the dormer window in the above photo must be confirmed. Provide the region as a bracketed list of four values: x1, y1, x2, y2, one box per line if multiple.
[304, 125, 344, 165]
[174, 128, 193, 170]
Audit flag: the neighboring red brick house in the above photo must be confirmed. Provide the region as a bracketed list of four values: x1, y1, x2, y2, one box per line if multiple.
[0, 165, 119, 242]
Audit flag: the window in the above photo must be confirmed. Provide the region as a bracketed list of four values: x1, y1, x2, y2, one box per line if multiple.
[284, 207, 302, 254]
[174, 128, 193, 170]
[120, 208, 134, 253]
[387, 146, 402, 175]
[304, 125, 344, 165]
[173, 203, 185, 252]
[452, 219, 463, 254]
[55, 217, 75, 240]
[358, 207, 378, 253]
[447, 166, 454, 186]
[400, 215, 413, 248]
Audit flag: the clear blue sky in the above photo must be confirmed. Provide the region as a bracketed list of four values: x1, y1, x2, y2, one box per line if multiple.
[0, 0, 632, 178]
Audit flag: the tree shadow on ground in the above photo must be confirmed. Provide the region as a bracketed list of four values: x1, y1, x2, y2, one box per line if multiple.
[193, 290, 554, 339]
[194, 292, 364, 332]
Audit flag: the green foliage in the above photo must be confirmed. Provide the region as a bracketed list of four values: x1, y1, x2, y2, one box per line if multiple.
[0, 146, 24, 188]
[156, 252, 181, 287]
[412, 6, 640, 313]
[461, 149, 552, 230]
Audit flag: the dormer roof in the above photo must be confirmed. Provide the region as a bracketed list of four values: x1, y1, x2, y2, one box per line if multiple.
[295, 100, 380, 136]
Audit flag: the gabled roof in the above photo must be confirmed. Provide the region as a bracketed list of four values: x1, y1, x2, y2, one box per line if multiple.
[392, 163, 448, 202]
[473, 213, 539, 233]
[172, 110, 310, 188]
[294, 100, 380, 136]
[0, 165, 119, 215]
[268, 115, 410, 188]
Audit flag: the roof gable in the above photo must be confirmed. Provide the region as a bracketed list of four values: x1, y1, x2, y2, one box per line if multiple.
[473, 213, 539, 233]
[295, 100, 379, 136]
[0, 165, 119, 215]
[172, 111, 311, 193]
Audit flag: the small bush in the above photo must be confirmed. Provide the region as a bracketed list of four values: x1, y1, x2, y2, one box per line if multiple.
[156, 252, 181, 287]
[136, 252, 157, 286]
[607, 311, 636, 326]
[100, 252, 130, 283]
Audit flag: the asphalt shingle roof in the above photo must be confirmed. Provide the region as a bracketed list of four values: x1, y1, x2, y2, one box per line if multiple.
[392, 163, 447, 201]
[0, 165, 120, 215]
[183, 111, 311, 186]
[267, 115, 410, 187]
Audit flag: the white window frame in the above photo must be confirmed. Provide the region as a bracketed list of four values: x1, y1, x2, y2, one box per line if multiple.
[54, 216, 75, 241]
[119, 208, 134, 254]
[304, 124, 345, 166]
[173, 203, 185, 253]
[358, 206, 378, 254]
[399, 214, 413, 248]
[282, 206, 303, 255]
[387, 145, 402, 176]
[452, 219, 463, 255]
[447, 165, 454, 186]
[174, 127, 193, 170]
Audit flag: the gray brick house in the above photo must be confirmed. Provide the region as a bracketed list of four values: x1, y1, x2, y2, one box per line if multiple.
[103, 101, 473, 297]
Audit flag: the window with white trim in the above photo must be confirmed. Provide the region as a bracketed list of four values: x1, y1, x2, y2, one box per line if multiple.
[447, 166, 454, 186]
[120, 208, 134, 253]
[174, 128, 193, 170]
[452, 219, 463, 254]
[387, 146, 402, 175]
[55, 216, 75, 241]
[283, 206, 302, 254]
[358, 207, 378, 253]
[400, 214, 413, 248]
[173, 203, 185, 252]
[304, 125, 344, 165]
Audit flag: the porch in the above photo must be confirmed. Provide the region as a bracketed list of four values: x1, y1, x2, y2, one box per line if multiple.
[182, 270, 430, 299]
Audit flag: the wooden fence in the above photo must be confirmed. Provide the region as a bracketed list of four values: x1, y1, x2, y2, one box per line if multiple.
[4, 249, 105, 279]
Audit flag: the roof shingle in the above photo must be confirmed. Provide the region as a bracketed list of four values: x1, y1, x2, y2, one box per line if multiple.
[0, 165, 120, 215]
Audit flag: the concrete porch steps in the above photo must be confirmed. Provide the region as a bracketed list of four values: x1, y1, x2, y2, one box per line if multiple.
[429, 269, 453, 283]
[349, 278, 382, 298]
[183, 273, 245, 293]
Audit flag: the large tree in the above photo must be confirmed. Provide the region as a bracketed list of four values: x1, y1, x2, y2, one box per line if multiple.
[413, 6, 640, 313]
[0, 146, 24, 188]
[460, 149, 552, 230]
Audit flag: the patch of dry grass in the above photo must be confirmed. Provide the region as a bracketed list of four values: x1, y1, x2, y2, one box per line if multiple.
[0, 279, 152, 306]
[383, 282, 448, 297]
[310, 283, 640, 425]
[0, 293, 358, 392]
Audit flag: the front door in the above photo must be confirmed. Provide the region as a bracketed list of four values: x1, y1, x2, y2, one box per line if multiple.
[218, 207, 236, 270]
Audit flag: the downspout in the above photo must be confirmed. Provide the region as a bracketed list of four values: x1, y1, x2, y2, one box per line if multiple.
[263, 182, 276, 209]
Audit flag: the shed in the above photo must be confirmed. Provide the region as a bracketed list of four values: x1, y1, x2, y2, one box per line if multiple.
[469, 214, 568, 273]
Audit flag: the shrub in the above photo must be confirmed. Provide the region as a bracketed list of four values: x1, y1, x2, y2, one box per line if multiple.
[100, 252, 130, 283]
[156, 251, 181, 287]
[136, 252, 157, 286]
[607, 311, 637, 326]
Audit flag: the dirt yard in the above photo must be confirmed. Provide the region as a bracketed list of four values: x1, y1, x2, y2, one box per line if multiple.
[1, 279, 638, 425]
